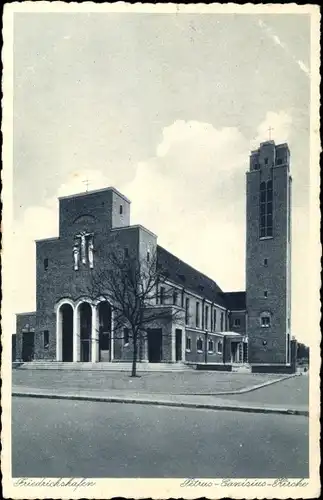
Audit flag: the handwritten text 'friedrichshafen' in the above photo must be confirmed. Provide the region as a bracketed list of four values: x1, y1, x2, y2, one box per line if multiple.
[14, 478, 96, 491]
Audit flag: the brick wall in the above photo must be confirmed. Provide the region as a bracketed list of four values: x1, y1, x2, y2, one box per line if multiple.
[185, 330, 224, 363]
[229, 311, 246, 335]
[246, 142, 291, 364]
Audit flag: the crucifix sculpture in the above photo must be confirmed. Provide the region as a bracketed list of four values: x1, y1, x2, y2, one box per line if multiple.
[74, 231, 94, 268]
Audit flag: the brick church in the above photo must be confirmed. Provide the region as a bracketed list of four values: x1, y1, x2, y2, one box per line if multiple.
[15, 140, 293, 368]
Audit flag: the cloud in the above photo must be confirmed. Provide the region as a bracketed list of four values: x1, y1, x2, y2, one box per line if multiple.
[257, 19, 310, 77]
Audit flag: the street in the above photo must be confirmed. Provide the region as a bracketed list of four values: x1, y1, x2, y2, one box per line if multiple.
[12, 397, 309, 478]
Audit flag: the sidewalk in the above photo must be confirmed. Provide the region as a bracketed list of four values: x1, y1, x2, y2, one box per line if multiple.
[12, 385, 309, 417]
[12, 366, 294, 395]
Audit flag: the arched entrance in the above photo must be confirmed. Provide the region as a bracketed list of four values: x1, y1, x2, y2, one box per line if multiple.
[98, 302, 112, 361]
[60, 304, 74, 362]
[80, 302, 92, 362]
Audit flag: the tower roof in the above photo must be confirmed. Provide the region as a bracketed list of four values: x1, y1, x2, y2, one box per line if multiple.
[58, 186, 131, 204]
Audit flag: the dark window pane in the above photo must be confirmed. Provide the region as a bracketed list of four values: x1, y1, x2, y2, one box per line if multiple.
[267, 189, 273, 202]
[267, 214, 273, 227]
[260, 203, 266, 216]
[260, 190, 266, 203]
[260, 215, 266, 227]
[267, 201, 273, 214]
[267, 180, 273, 190]
[267, 226, 273, 237]
[260, 182, 266, 191]
[260, 227, 266, 238]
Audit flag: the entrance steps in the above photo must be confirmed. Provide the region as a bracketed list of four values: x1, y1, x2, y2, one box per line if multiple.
[232, 363, 252, 373]
[14, 361, 196, 372]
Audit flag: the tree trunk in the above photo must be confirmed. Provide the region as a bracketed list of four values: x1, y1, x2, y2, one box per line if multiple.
[131, 332, 138, 377]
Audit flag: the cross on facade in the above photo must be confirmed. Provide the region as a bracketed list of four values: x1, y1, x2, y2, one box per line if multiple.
[83, 178, 90, 192]
[267, 126, 274, 140]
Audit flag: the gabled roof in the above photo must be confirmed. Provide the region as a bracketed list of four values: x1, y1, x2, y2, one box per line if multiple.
[223, 291, 246, 311]
[157, 246, 226, 307]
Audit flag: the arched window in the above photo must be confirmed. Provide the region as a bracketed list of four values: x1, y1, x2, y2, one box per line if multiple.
[260, 311, 271, 328]
[260, 180, 273, 238]
[196, 337, 203, 352]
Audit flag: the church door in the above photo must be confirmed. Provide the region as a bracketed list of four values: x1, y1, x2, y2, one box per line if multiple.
[148, 329, 162, 363]
[61, 304, 73, 362]
[22, 332, 35, 361]
[175, 329, 182, 361]
[98, 302, 112, 362]
[80, 302, 92, 362]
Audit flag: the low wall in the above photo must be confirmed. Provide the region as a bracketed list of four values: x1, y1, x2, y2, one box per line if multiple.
[251, 364, 296, 374]
[196, 364, 232, 372]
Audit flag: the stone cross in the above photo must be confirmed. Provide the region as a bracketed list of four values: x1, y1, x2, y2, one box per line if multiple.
[267, 126, 274, 140]
[83, 179, 90, 192]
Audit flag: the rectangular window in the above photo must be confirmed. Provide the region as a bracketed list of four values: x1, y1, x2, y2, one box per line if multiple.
[261, 316, 271, 327]
[264, 291, 268, 298]
[234, 318, 241, 327]
[185, 298, 190, 325]
[196, 302, 200, 328]
[186, 337, 191, 351]
[213, 309, 217, 331]
[208, 339, 214, 352]
[264, 258, 268, 266]
[220, 312, 224, 331]
[217, 340, 223, 354]
[147, 250, 150, 262]
[124, 248, 129, 258]
[44, 258, 49, 271]
[124, 328, 129, 345]
[43, 330, 49, 349]
[205, 306, 209, 330]
[173, 290, 178, 305]
[264, 158, 268, 165]
[160, 286, 165, 305]
[119, 205, 123, 214]
[260, 180, 274, 238]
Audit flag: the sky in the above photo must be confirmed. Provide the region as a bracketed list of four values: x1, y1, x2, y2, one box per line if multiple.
[11, 11, 312, 341]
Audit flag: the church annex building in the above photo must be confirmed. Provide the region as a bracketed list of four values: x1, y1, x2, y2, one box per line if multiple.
[15, 140, 293, 368]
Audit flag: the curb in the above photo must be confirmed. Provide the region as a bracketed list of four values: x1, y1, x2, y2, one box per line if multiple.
[12, 391, 309, 417]
[184, 373, 298, 397]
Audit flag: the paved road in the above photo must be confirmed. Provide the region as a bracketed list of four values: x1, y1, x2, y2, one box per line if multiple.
[12, 397, 309, 478]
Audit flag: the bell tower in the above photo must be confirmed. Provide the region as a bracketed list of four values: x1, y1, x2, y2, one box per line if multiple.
[246, 140, 292, 364]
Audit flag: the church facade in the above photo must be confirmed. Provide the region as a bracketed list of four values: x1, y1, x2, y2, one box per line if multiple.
[15, 140, 292, 367]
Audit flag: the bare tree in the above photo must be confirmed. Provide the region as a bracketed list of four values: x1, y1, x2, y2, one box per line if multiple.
[82, 242, 184, 377]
